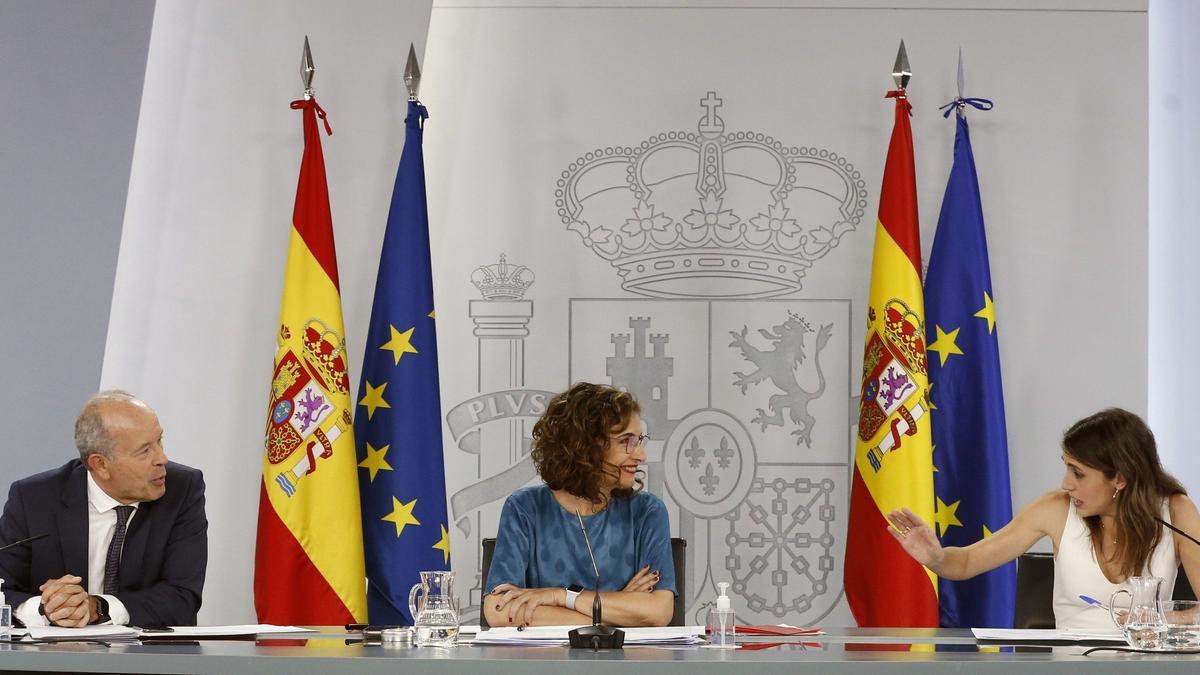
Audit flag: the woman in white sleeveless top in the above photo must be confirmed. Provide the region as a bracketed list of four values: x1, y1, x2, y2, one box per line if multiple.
[888, 408, 1200, 629]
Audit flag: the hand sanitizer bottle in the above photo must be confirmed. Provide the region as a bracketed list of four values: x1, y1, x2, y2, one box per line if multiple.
[0, 578, 10, 639]
[707, 581, 736, 648]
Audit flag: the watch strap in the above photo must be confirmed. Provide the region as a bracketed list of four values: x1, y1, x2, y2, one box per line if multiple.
[91, 595, 110, 625]
[565, 584, 584, 611]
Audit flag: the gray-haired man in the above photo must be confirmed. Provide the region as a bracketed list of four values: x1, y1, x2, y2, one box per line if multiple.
[0, 391, 207, 627]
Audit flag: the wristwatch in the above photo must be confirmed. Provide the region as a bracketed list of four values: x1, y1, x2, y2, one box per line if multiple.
[564, 584, 585, 611]
[91, 595, 111, 625]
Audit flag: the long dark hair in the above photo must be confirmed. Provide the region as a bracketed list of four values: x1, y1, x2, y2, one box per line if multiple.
[530, 382, 642, 507]
[1063, 408, 1186, 578]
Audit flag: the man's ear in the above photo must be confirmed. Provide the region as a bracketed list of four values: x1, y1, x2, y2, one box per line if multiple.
[86, 453, 110, 481]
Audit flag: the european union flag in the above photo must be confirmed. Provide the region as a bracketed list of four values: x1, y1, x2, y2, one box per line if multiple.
[354, 100, 451, 624]
[925, 105, 1015, 628]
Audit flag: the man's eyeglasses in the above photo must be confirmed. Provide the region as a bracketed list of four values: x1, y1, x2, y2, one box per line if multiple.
[611, 433, 650, 454]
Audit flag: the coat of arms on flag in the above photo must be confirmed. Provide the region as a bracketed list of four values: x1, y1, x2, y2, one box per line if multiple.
[266, 318, 353, 497]
[859, 298, 928, 473]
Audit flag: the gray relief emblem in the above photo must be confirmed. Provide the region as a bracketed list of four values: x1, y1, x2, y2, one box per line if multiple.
[450, 93, 863, 626]
[729, 312, 834, 447]
[556, 90, 867, 298]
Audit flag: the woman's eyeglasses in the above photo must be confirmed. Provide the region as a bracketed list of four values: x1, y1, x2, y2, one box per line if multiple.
[611, 433, 650, 454]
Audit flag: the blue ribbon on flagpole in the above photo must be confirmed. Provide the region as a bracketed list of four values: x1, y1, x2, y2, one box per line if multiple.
[939, 97, 994, 118]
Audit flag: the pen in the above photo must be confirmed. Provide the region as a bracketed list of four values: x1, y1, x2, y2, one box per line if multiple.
[1079, 595, 1111, 611]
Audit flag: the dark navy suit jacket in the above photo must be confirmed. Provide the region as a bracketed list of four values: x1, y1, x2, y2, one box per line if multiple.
[0, 459, 207, 626]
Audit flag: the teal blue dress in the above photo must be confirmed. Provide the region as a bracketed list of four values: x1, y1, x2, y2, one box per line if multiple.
[487, 485, 677, 597]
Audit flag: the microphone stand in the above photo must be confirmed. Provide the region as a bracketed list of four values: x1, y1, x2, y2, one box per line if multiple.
[568, 508, 624, 650]
[1158, 517, 1200, 547]
[0, 533, 48, 553]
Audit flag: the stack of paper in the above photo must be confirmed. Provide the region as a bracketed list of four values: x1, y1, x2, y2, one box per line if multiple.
[156, 624, 315, 638]
[22, 624, 314, 642]
[472, 625, 706, 646]
[26, 625, 140, 642]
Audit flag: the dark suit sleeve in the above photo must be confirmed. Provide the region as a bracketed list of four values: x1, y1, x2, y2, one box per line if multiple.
[0, 480, 37, 611]
[117, 469, 208, 626]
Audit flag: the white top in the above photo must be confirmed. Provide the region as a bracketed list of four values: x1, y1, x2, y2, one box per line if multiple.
[14, 472, 135, 627]
[1052, 499, 1177, 630]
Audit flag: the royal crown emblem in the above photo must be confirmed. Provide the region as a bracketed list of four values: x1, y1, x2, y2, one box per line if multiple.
[471, 254, 535, 300]
[301, 318, 350, 394]
[556, 92, 868, 299]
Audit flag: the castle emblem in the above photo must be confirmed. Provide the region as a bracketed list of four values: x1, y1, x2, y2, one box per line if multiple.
[556, 91, 868, 299]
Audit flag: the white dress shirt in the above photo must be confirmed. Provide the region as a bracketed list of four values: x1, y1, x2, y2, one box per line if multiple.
[14, 472, 136, 627]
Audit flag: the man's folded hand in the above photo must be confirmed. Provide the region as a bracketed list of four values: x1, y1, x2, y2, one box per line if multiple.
[38, 575, 92, 627]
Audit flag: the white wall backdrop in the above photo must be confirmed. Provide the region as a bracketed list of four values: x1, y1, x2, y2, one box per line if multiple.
[1149, 0, 1200, 497]
[100, 0, 1153, 625]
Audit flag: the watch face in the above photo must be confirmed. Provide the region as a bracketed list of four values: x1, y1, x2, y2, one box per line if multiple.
[567, 584, 585, 593]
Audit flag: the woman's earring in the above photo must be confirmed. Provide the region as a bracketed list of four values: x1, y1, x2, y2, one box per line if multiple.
[1112, 487, 1120, 500]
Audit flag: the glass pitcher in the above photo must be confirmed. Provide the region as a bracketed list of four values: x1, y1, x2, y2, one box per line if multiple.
[1110, 575, 1165, 649]
[408, 570, 460, 647]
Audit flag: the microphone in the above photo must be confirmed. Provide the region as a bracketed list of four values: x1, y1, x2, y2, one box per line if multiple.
[0, 533, 48, 553]
[568, 508, 624, 650]
[1157, 517, 1200, 547]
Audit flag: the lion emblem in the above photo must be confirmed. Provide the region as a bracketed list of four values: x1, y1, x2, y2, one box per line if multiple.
[729, 312, 833, 447]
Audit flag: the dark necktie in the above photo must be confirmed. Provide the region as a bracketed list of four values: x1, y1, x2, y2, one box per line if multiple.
[102, 505, 135, 595]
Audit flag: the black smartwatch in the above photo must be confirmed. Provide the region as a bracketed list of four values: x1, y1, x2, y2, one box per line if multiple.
[564, 584, 585, 611]
[91, 595, 110, 625]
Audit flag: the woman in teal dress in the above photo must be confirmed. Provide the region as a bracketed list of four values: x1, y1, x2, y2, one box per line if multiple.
[483, 382, 676, 628]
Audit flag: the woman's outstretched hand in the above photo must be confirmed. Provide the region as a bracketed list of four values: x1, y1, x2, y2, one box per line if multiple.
[886, 507, 945, 571]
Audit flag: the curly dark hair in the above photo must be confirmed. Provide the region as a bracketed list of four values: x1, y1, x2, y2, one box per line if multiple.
[531, 382, 642, 506]
[1063, 408, 1186, 579]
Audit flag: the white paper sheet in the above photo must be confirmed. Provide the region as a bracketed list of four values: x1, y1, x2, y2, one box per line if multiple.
[972, 628, 1125, 643]
[159, 624, 315, 638]
[26, 625, 140, 640]
[473, 625, 705, 646]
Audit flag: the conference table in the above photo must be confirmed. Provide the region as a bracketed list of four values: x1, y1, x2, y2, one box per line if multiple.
[0, 627, 1197, 673]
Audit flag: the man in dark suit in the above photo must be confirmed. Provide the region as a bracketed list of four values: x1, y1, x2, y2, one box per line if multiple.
[0, 391, 207, 627]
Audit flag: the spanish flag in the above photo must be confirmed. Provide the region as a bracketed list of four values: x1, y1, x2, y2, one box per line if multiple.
[844, 89, 938, 627]
[254, 97, 367, 624]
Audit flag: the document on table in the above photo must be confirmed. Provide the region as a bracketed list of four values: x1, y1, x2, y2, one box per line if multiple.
[972, 627, 1126, 643]
[156, 624, 316, 638]
[25, 624, 313, 641]
[472, 625, 706, 646]
[26, 625, 140, 641]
